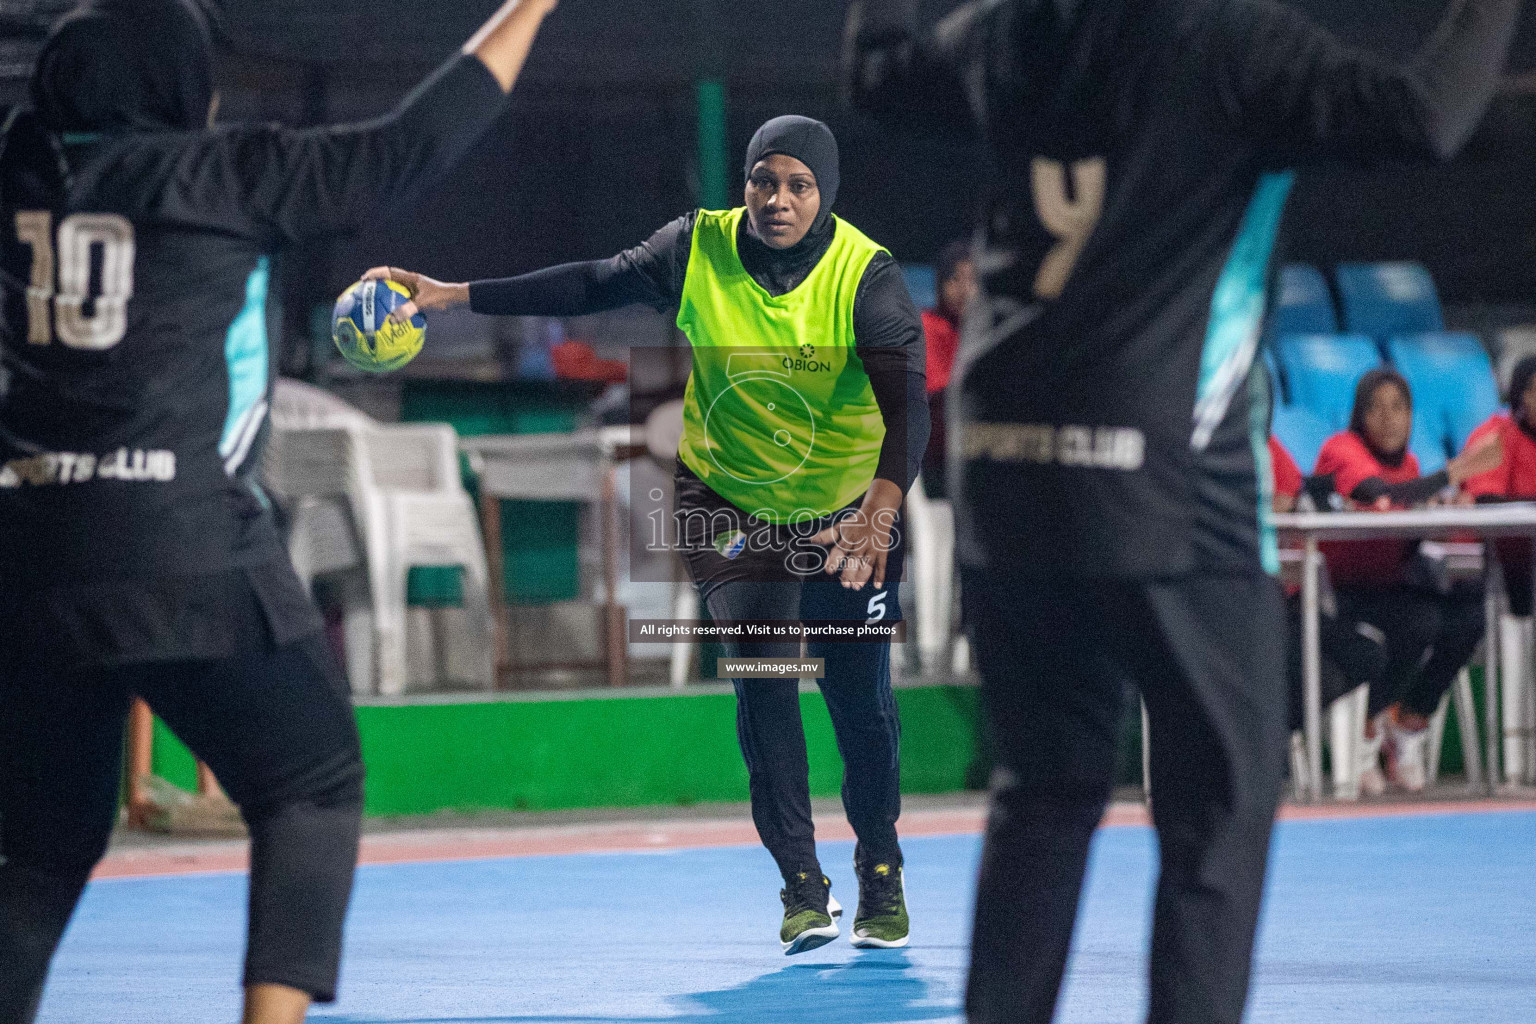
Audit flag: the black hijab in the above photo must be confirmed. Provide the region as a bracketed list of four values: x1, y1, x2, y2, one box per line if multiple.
[1509, 355, 1536, 436]
[738, 115, 841, 297]
[1349, 367, 1414, 468]
[743, 114, 839, 231]
[31, 0, 213, 133]
[934, 240, 973, 320]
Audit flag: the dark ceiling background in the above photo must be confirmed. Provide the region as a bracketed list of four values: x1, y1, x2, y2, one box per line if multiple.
[1, 0, 1532, 348]
[1, 1, 1524, 82]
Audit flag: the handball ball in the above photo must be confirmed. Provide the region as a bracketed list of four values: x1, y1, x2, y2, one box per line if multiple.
[332, 279, 426, 373]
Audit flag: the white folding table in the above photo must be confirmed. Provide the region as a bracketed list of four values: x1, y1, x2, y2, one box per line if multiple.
[1275, 504, 1536, 801]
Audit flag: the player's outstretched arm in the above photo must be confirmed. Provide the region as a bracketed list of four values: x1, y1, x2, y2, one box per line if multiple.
[365, 255, 663, 326]
[468, 0, 561, 92]
[212, 0, 560, 245]
[1208, 0, 1521, 164]
[364, 214, 694, 325]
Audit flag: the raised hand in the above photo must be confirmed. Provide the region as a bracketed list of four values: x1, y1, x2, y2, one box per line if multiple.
[465, 0, 561, 92]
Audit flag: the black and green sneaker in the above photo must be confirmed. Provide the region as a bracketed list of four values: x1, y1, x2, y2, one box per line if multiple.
[779, 871, 840, 955]
[851, 862, 909, 948]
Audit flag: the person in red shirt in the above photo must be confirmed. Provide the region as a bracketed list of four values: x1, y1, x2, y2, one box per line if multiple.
[1269, 435, 1304, 513]
[918, 241, 975, 498]
[1314, 368, 1503, 792]
[1271, 434, 1387, 741]
[1463, 354, 1536, 617]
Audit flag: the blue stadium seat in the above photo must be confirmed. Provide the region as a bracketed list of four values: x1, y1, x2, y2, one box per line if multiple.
[1262, 346, 1287, 405]
[902, 264, 936, 312]
[1388, 333, 1500, 471]
[1274, 333, 1384, 433]
[1267, 264, 1338, 338]
[1335, 262, 1444, 338]
[1271, 402, 1333, 475]
[1408, 419, 1449, 476]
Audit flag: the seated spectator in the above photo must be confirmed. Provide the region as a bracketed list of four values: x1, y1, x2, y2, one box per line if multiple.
[1462, 354, 1536, 616]
[1314, 368, 1503, 792]
[919, 241, 975, 499]
[1269, 433, 1303, 515]
[1270, 434, 1388, 745]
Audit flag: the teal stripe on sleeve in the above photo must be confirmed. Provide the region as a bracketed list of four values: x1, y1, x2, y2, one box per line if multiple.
[1194, 172, 1295, 576]
[1192, 171, 1295, 450]
[1249, 362, 1279, 575]
[218, 257, 271, 474]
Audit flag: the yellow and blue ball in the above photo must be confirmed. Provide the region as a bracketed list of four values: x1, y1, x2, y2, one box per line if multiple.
[332, 279, 426, 373]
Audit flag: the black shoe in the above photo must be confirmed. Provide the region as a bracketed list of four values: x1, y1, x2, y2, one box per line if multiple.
[851, 861, 909, 948]
[779, 870, 839, 955]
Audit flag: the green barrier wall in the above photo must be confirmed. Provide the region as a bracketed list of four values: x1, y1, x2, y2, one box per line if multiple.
[149, 685, 985, 816]
[151, 716, 200, 791]
[146, 668, 1496, 813]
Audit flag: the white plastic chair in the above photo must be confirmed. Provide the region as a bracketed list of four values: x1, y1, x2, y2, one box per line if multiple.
[1322, 670, 1483, 799]
[633, 400, 701, 688]
[269, 377, 374, 431]
[1478, 575, 1536, 789]
[265, 382, 495, 695]
[906, 474, 958, 676]
[363, 424, 496, 695]
[1497, 611, 1536, 786]
[264, 424, 372, 693]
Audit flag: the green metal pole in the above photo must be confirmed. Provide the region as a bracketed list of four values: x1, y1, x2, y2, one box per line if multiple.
[696, 78, 729, 210]
[693, 0, 728, 210]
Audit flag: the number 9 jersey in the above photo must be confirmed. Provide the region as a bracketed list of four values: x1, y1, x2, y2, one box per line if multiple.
[0, 52, 508, 668]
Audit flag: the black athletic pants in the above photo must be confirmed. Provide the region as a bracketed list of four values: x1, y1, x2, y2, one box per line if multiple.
[0, 633, 363, 1024]
[1334, 582, 1485, 719]
[963, 569, 1288, 1024]
[703, 579, 903, 879]
[1283, 593, 1389, 732]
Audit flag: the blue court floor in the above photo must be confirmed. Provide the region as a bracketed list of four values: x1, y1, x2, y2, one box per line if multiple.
[39, 810, 1536, 1024]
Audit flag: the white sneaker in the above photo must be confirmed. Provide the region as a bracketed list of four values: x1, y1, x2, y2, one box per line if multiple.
[1383, 714, 1429, 793]
[1357, 722, 1387, 798]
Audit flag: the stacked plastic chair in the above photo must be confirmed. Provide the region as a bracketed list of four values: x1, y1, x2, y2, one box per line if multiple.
[1265, 265, 1374, 470]
[1335, 261, 1499, 473]
[1269, 263, 1339, 339]
[1335, 262, 1444, 338]
[1386, 332, 1500, 474]
[265, 379, 495, 695]
[1274, 333, 1383, 433]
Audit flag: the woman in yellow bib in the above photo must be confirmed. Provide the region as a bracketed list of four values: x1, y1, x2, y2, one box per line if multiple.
[368, 116, 929, 955]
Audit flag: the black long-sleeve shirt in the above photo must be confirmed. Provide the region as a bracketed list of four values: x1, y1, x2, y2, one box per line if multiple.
[0, 53, 508, 665]
[847, 0, 1520, 578]
[469, 210, 930, 493]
